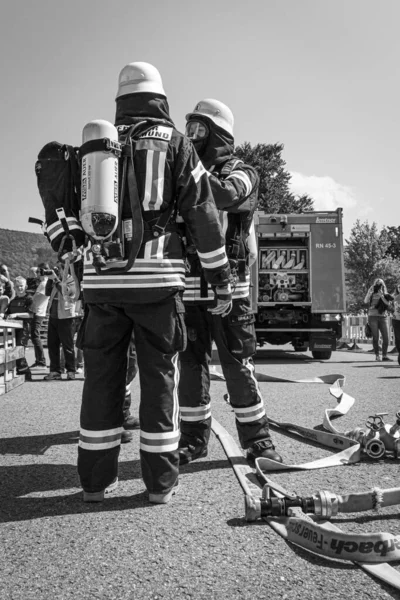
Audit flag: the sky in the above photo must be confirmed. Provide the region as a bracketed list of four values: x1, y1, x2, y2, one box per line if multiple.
[1, 0, 399, 241]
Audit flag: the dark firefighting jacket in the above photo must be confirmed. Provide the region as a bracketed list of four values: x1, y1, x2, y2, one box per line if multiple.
[82, 94, 230, 305]
[183, 119, 259, 303]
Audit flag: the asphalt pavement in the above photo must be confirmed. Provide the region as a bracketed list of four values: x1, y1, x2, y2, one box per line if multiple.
[0, 344, 400, 600]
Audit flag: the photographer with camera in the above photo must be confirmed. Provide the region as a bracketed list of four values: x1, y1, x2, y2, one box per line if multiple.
[43, 264, 76, 381]
[364, 278, 394, 361]
[28, 262, 51, 369]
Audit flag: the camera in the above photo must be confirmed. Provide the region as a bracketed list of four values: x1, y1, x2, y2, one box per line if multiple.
[39, 268, 53, 276]
[373, 283, 382, 293]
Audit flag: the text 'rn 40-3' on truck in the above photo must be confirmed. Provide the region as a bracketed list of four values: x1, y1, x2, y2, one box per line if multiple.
[250, 208, 346, 360]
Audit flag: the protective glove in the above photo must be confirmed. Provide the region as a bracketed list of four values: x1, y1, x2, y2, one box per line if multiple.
[208, 283, 233, 317]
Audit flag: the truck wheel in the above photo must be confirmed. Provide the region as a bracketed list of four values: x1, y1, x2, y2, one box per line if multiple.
[312, 350, 332, 360]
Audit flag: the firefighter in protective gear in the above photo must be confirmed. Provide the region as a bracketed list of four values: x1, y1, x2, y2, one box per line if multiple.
[78, 65, 232, 504]
[178, 98, 282, 466]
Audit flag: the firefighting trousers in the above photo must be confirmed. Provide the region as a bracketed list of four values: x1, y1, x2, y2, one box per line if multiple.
[179, 298, 271, 450]
[78, 293, 186, 495]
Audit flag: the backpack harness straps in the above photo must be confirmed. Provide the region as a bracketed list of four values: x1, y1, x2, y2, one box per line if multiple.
[81, 122, 176, 275]
[124, 129, 144, 272]
[79, 137, 121, 159]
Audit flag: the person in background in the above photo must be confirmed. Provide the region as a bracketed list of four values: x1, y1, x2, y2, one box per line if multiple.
[0, 280, 10, 318]
[364, 278, 393, 362]
[0, 265, 15, 300]
[391, 284, 400, 366]
[28, 263, 51, 369]
[43, 265, 76, 380]
[60, 303, 84, 375]
[178, 98, 282, 466]
[5, 276, 33, 381]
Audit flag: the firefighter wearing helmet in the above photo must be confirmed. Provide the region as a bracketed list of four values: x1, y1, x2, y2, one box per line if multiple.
[178, 98, 283, 466]
[77, 65, 232, 504]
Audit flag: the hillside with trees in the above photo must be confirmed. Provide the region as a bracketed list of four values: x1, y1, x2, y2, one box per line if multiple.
[0, 228, 57, 280]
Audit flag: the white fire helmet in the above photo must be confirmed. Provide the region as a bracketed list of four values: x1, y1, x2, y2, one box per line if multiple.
[186, 99, 234, 136]
[116, 62, 166, 98]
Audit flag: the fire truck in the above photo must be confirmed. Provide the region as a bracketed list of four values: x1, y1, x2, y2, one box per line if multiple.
[251, 209, 346, 360]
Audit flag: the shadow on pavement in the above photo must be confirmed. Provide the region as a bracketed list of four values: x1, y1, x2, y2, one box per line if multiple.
[0, 431, 80, 455]
[0, 461, 141, 497]
[0, 460, 143, 522]
[0, 490, 150, 523]
[254, 351, 314, 364]
[0, 458, 230, 523]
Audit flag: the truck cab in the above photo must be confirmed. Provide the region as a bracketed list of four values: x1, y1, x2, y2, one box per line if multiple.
[251, 209, 346, 360]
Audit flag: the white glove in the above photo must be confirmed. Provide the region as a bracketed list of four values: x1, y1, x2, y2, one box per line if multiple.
[208, 284, 233, 317]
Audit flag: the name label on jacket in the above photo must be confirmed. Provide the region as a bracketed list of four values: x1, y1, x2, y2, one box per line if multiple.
[140, 126, 173, 141]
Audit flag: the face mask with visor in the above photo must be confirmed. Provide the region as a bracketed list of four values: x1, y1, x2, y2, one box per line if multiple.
[185, 120, 209, 141]
[185, 120, 210, 156]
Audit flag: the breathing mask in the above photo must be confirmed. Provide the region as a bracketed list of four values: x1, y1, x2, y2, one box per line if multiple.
[185, 119, 209, 155]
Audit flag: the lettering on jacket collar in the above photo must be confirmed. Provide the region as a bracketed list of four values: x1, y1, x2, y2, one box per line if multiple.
[140, 126, 173, 141]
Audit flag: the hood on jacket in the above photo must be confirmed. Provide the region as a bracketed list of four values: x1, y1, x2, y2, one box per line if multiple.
[115, 92, 175, 128]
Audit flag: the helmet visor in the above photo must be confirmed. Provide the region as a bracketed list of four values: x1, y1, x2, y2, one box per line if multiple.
[186, 120, 209, 141]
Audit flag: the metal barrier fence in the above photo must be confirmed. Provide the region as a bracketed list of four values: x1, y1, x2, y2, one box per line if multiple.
[340, 315, 396, 345]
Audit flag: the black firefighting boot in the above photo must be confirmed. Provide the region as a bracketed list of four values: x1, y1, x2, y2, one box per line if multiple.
[178, 420, 211, 465]
[246, 439, 283, 464]
[178, 440, 208, 465]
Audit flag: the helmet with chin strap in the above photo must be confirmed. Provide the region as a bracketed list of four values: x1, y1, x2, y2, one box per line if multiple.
[186, 99, 234, 136]
[116, 62, 166, 98]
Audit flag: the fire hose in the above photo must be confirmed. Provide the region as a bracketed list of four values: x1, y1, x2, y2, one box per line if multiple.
[254, 381, 400, 471]
[210, 371, 400, 589]
[211, 368, 400, 465]
[211, 418, 400, 589]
